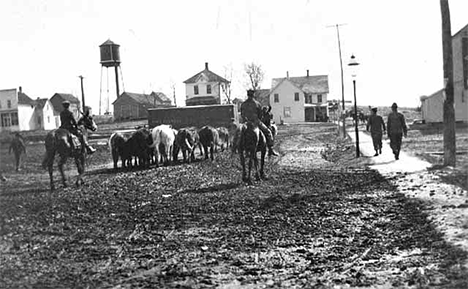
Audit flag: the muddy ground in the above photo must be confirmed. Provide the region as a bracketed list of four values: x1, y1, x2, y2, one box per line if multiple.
[0, 123, 467, 288]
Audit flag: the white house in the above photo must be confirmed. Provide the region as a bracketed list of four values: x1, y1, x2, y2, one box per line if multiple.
[34, 98, 58, 130]
[421, 24, 468, 123]
[183, 62, 230, 106]
[269, 71, 329, 123]
[0, 87, 37, 132]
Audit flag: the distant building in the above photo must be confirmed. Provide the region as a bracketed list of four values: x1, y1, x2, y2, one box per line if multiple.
[183, 62, 230, 106]
[254, 89, 271, 108]
[113, 91, 173, 120]
[421, 24, 468, 123]
[50, 93, 81, 121]
[0, 87, 37, 132]
[269, 71, 329, 123]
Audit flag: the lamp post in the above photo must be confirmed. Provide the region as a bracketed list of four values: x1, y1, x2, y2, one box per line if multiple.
[348, 54, 360, 158]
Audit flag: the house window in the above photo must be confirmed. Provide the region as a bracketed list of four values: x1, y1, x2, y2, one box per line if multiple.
[38, 116, 41, 125]
[207, 84, 212, 94]
[194, 85, 199, 95]
[284, 107, 291, 118]
[274, 94, 279, 103]
[47, 116, 50, 123]
[317, 94, 322, 103]
[11, 113, 18, 126]
[294, 92, 299, 101]
[0, 101, 2, 108]
[7, 100, 12, 108]
[1, 113, 11, 127]
[305, 94, 312, 104]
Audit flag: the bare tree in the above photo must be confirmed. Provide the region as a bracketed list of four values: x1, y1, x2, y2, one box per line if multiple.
[221, 64, 233, 104]
[440, 0, 456, 166]
[244, 62, 264, 91]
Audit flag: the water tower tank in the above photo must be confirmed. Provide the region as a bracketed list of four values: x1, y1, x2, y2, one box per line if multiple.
[99, 39, 121, 67]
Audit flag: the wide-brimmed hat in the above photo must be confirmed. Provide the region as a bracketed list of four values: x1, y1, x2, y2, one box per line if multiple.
[247, 89, 255, 97]
[391, 102, 398, 108]
[62, 100, 70, 106]
[371, 107, 378, 111]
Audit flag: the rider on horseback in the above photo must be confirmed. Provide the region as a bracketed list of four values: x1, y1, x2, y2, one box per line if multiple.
[59, 101, 96, 154]
[240, 90, 278, 156]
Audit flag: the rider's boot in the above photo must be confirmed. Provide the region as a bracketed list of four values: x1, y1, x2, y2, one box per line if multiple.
[268, 146, 279, 156]
[81, 136, 96, 154]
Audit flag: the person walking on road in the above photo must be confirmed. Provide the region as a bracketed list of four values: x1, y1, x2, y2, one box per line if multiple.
[387, 103, 407, 160]
[366, 107, 386, 156]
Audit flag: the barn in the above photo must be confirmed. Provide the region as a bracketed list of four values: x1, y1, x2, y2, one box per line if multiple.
[113, 91, 173, 120]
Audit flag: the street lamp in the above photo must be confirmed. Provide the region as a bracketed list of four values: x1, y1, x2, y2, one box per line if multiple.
[348, 54, 360, 158]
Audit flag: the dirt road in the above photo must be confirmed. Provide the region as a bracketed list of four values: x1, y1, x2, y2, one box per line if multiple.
[0, 123, 467, 288]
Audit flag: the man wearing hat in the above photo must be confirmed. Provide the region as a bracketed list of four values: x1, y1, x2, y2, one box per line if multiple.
[386, 102, 407, 160]
[366, 107, 386, 156]
[240, 89, 278, 156]
[60, 101, 96, 154]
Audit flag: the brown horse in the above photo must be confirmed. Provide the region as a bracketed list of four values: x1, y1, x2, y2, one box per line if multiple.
[238, 121, 267, 184]
[42, 112, 97, 191]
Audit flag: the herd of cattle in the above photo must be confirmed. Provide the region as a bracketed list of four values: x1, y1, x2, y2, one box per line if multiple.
[108, 124, 234, 170]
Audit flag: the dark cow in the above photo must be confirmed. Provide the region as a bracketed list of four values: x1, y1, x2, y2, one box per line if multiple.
[198, 125, 219, 161]
[108, 132, 128, 169]
[124, 128, 153, 169]
[173, 127, 201, 163]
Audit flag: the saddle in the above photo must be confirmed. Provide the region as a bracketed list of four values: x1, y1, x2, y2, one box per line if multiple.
[69, 134, 82, 151]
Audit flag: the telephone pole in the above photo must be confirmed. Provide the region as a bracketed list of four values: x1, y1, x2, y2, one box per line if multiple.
[440, 0, 456, 166]
[327, 23, 347, 138]
[79, 75, 86, 113]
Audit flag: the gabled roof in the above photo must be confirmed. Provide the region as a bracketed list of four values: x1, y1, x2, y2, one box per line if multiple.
[18, 92, 35, 105]
[272, 75, 329, 94]
[113, 91, 172, 106]
[34, 98, 49, 109]
[254, 89, 270, 107]
[52, 93, 81, 103]
[150, 91, 171, 103]
[183, 66, 229, 84]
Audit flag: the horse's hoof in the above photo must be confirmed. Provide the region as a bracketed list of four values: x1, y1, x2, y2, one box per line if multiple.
[242, 176, 248, 182]
[63, 183, 68, 188]
[255, 175, 261, 181]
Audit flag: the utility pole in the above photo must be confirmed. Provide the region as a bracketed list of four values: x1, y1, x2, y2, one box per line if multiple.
[440, 0, 456, 166]
[79, 75, 86, 113]
[327, 23, 347, 138]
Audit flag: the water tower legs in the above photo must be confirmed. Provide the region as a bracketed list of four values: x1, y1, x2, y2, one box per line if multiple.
[115, 65, 120, 99]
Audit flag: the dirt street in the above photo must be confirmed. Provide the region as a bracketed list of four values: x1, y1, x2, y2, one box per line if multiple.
[0, 123, 467, 288]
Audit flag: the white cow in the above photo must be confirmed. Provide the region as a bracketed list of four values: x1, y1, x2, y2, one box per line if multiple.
[151, 124, 176, 166]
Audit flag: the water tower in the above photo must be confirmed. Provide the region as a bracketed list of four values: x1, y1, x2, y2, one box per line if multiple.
[99, 39, 124, 115]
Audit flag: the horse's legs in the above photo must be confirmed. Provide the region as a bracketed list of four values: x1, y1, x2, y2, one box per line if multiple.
[14, 152, 21, 171]
[74, 155, 85, 187]
[203, 145, 209, 160]
[46, 150, 56, 191]
[260, 148, 267, 179]
[253, 152, 260, 181]
[58, 154, 68, 187]
[240, 150, 247, 182]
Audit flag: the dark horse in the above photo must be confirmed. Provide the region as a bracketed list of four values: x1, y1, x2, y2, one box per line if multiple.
[238, 121, 267, 184]
[42, 112, 97, 191]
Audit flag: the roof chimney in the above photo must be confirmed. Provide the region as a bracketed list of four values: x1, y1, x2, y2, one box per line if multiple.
[19, 86, 22, 93]
[307, 70, 309, 77]
[286, 71, 289, 78]
[205, 62, 209, 70]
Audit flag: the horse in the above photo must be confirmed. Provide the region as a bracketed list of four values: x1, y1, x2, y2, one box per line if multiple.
[238, 121, 267, 184]
[198, 126, 219, 161]
[124, 128, 153, 169]
[42, 112, 97, 191]
[9, 133, 26, 171]
[109, 132, 129, 169]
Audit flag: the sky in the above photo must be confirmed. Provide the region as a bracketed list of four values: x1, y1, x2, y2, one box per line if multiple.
[1, 0, 467, 114]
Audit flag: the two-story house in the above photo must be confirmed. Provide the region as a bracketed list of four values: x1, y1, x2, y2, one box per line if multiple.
[420, 24, 468, 123]
[183, 62, 230, 106]
[269, 71, 329, 123]
[0, 87, 37, 132]
[34, 98, 58, 130]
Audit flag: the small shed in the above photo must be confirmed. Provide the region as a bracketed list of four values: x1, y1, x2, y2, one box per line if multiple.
[113, 91, 173, 120]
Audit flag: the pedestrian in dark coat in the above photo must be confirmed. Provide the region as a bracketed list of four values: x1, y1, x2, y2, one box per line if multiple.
[9, 132, 26, 171]
[366, 107, 386, 156]
[387, 103, 407, 160]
